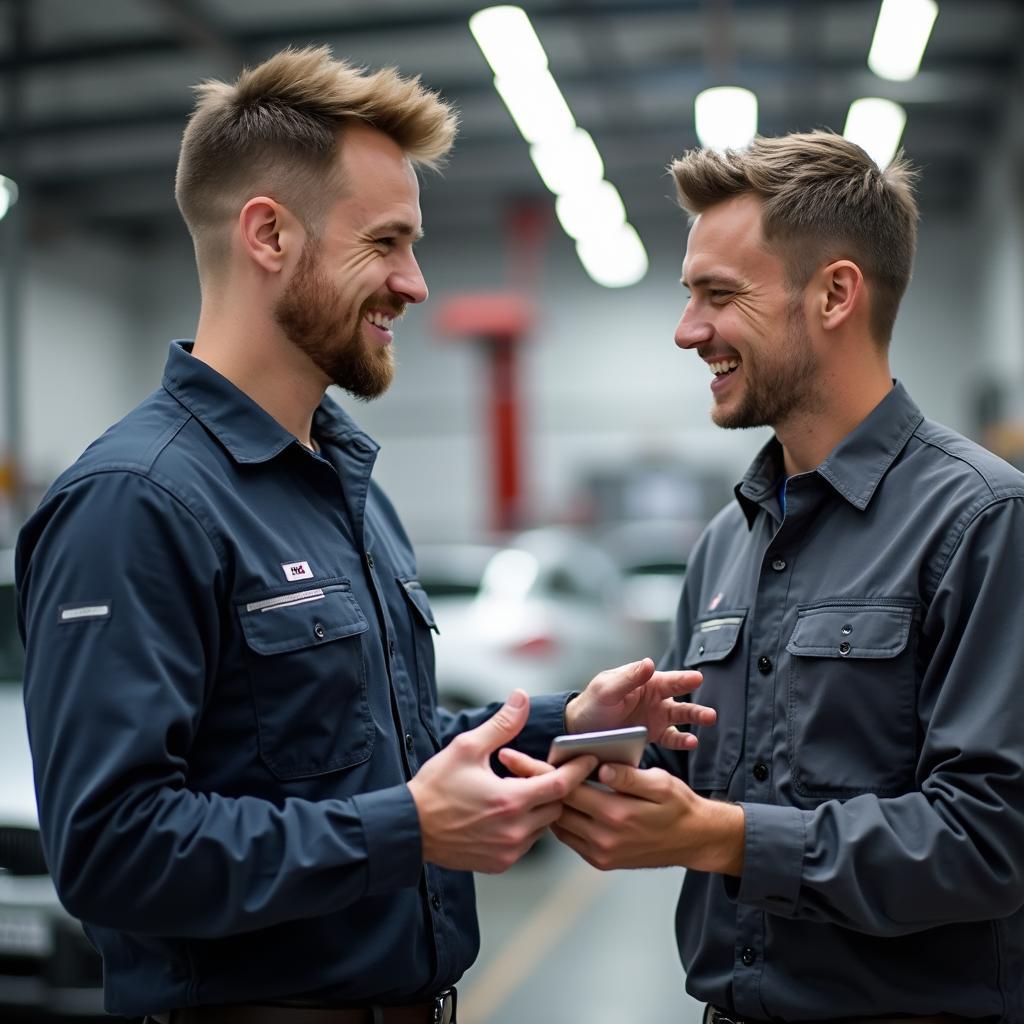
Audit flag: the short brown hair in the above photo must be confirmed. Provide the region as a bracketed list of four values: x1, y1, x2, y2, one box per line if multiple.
[670, 131, 919, 345]
[175, 45, 458, 275]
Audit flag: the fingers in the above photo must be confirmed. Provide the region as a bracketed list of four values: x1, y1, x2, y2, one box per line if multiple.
[513, 754, 597, 806]
[589, 657, 657, 701]
[646, 669, 705, 699]
[597, 764, 672, 802]
[649, 698, 717, 748]
[497, 747, 554, 779]
[461, 690, 530, 756]
[654, 728, 699, 750]
[668, 698, 716, 726]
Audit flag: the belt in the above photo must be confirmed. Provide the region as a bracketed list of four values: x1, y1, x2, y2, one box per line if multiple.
[706, 1005, 967, 1024]
[150, 989, 456, 1024]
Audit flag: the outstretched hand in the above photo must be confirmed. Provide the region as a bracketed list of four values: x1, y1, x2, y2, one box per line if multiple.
[565, 658, 715, 750]
[408, 690, 597, 874]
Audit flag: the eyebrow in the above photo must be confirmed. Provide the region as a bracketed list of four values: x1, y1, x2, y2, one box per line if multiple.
[370, 220, 425, 242]
[680, 272, 745, 291]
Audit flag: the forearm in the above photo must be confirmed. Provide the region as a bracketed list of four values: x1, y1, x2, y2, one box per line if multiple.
[694, 798, 745, 876]
[46, 782, 422, 938]
[736, 788, 1024, 935]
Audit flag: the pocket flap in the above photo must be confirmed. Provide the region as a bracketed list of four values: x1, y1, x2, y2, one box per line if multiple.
[399, 578, 440, 634]
[238, 582, 368, 655]
[685, 611, 746, 664]
[786, 603, 913, 659]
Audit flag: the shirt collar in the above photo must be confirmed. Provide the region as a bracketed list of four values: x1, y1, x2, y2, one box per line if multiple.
[735, 380, 924, 527]
[161, 340, 380, 464]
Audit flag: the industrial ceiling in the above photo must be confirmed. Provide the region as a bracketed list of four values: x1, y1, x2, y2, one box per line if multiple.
[2, 0, 1023, 243]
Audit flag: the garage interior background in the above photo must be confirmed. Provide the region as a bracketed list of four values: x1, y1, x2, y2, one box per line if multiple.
[2, 3, 1024, 1022]
[0, 0, 1022, 545]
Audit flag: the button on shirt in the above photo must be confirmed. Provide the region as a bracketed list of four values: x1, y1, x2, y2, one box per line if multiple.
[16, 341, 569, 1018]
[650, 383, 1024, 1019]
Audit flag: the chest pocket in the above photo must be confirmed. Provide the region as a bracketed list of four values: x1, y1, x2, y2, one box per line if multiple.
[684, 611, 747, 793]
[397, 577, 442, 747]
[238, 579, 374, 780]
[786, 600, 917, 798]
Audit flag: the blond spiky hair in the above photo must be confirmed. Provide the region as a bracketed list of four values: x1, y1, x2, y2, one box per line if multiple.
[174, 45, 458, 274]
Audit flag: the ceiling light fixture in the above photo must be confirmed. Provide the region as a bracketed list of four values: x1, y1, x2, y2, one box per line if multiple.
[554, 181, 626, 241]
[492, 70, 575, 145]
[576, 224, 649, 290]
[694, 86, 758, 153]
[529, 128, 604, 196]
[469, 4, 548, 78]
[0, 176, 18, 221]
[868, 0, 939, 82]
[843, 97, 908, 168]
[470, 5, 648, 288]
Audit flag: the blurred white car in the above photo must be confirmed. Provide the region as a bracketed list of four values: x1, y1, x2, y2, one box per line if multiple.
[419, 528, 651, 711]
[0, 552, 106, 1018]
[600, 519, 705, 657]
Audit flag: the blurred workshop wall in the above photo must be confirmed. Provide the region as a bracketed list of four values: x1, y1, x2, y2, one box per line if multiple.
[3, 121, 1022, 545]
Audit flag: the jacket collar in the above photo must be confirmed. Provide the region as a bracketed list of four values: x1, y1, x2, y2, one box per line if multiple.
[736, 381, 923, 527]
[161, 340, 379, 464]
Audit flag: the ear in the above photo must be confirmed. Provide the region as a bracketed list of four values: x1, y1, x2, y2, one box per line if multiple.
[238, 197, 305, 275]
[816, 260, 864, 333]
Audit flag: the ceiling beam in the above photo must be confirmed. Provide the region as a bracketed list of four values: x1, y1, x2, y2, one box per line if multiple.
[0, 0, 1007, 73]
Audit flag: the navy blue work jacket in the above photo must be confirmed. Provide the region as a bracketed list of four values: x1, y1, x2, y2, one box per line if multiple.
[16, 341, 569, 1018]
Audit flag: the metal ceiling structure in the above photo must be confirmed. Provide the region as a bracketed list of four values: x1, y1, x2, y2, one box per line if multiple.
[2, 0, 1023, 241]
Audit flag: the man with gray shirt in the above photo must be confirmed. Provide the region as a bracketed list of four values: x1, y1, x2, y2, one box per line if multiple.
[506, 132, 1024, 1020]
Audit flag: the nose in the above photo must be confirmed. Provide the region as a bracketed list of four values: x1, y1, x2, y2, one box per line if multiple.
[388, 253, 428, 305]
[674, 302, 714, 350]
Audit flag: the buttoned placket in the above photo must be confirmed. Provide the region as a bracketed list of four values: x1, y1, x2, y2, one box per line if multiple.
[322, 433, 458, 990]
[730, 473, 823, 1015]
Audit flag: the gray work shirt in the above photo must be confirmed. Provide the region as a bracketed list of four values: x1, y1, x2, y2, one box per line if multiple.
[653, 382, 1024, 1020]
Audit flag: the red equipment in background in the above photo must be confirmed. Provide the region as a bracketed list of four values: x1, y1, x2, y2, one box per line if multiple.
[433, 201, 550, 534]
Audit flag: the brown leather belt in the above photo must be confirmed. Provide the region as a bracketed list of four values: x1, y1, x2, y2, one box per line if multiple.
[149, 989, 455, 1024]
[706, 1005, 966, 1024]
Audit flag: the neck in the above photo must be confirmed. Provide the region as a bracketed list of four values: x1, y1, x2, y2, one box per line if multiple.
[191, 297, 327, 448]
[777, 359, 893, 477]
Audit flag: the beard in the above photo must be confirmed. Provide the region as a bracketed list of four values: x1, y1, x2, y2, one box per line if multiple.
[712, 297, 822, 430]
[273, 242, 400, 401]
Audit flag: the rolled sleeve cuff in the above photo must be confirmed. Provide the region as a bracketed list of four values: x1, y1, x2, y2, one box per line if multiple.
[731, 802, 808, 915]
[351, 784, 423, 897]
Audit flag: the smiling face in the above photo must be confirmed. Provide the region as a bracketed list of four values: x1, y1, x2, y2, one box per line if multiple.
[273, 122, 428, 400]
[675, 193, 823, 431]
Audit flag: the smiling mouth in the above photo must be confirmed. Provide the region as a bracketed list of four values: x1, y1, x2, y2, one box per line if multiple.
[708, 358, 740, 379]
[364, 310, 396, 333]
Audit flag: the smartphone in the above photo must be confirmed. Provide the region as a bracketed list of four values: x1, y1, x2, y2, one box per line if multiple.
[547, 725, 648, 768]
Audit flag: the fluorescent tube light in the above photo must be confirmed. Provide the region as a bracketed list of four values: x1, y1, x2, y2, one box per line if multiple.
[469, 5, 549, 79]
[470, 5, 649, 287]
[694, 86, 758, 153]
[529, 128, 604, 195]
[843, 97, 907, 168]
[555, 180, 626, 241]
[576, 223, 649, 289]
[493, 69, 575, 144]
[0, 175, 18, 221]
[868, 0, 938, 82]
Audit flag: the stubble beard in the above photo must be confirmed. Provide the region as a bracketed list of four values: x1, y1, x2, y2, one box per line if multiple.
[273, 242, 398, 401]
[712, 298, 821, 430]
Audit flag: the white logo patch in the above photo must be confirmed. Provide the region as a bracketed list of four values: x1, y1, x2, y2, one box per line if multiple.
[281, 560, 313, 582]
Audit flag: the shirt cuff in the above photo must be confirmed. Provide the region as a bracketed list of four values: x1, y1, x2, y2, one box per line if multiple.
[351, 784, 423, 897]
[509, 691, 575, 761]
[731, 801, 808, 915]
